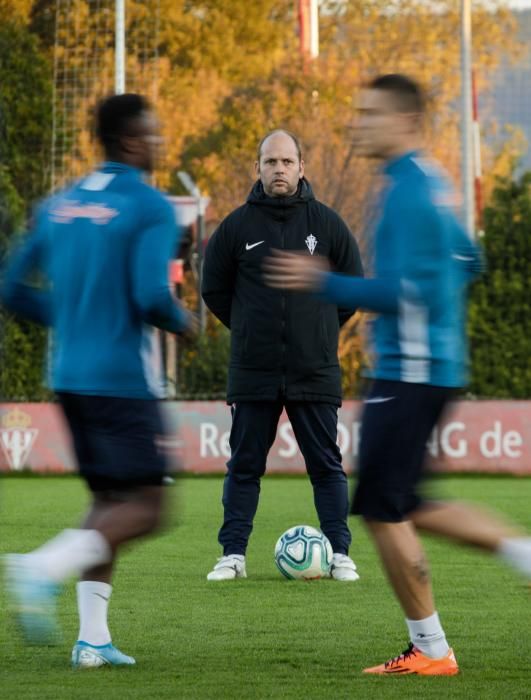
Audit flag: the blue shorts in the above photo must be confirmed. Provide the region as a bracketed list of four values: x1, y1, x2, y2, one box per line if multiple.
[351, 379, 455, 522]
[58, 393, 168, 492]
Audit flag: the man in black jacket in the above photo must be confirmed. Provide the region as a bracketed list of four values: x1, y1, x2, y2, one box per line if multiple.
[202, 129, 363, 581]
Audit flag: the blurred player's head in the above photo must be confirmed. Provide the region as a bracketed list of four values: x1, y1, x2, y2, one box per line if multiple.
[255, 130, 304, 197]
[354, 74, 425, 160]
[96, 93, 162, 172]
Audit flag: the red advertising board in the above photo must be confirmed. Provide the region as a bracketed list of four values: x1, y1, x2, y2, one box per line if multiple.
[0, 401, 530, 475]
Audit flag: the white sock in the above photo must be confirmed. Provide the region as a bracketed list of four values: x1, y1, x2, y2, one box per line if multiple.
[28, 529, 111, 583]
[77, 581, 112, 646]
[498, 537, 531, 577]
[406, 612, 450, 659]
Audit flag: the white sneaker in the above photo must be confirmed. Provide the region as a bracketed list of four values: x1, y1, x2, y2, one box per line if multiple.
[330, 553, 360, 582]
[207, 555, 247, 581]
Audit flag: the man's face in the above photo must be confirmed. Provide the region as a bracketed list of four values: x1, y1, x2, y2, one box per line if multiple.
[128, 110, 163, 172]
[352, 89, 413, 160]
[255, 133, 304, 197]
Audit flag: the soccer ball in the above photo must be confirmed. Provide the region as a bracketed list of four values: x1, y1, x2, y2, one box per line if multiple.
[274, 525, 333, 580]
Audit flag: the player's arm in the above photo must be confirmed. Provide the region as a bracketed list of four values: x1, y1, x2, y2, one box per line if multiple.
[322, 192, 441, 313]
[201, 219, 236, 329]
[131, 199, 191, 334]
[328, 211, 364, 326]
[0, 216, 52, 326]
[320, 274, 400, 314]
[264, 188, 437, 314]
[264, 252, 400, 313]
[451, 221, 484, 281]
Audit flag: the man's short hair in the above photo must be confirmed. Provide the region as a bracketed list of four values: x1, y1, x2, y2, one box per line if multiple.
[368, 74, 425, 113]
[96, 93, 150, 152]
[257, 129, 303, 162]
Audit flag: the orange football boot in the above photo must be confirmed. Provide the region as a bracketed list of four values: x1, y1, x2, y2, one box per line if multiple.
[363, 643, 459, 676]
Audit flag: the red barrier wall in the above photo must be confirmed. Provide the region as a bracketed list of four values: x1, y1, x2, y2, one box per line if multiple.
[0, 401, 530, 475]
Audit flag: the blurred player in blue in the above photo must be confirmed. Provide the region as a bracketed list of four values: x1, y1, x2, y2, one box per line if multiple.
[265, 74, 531, 676]
[1, 93, 196, 668]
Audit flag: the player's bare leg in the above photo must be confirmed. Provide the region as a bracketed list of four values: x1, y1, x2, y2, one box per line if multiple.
[362, 505, 531, 675]
[81, 486, 166, 566]
[362, 519, 457, 675]
[411, 500, 531, 578]
[73, 486, 166, 659]
[5, 485, 167, 649]
[411, 500, 520, 549]
[364, 520, 434, 620]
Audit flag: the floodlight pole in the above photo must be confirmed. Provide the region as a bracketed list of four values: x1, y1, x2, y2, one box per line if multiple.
[196, 198, 207, 333]
[309, 0, 319, 59]
[115, 0, 126, 94]
[298, 0, 319, 60]
[178, 171, 207, 332]
[460, 0, 475, 239]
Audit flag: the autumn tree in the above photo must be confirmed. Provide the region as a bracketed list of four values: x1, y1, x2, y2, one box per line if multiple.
[174, 1, 520, 395]
[0, 0, 526, 398]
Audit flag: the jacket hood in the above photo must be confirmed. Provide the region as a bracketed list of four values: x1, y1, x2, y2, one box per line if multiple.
[246, 178, 315, 218]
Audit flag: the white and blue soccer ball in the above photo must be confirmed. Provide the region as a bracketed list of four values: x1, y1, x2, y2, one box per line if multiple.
[274, 525, 333, 580]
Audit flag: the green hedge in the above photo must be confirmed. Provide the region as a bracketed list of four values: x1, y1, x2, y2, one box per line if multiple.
[0, 18, 52, 401]
[176, 322, 230, 400]
[468, 173, 531, 397]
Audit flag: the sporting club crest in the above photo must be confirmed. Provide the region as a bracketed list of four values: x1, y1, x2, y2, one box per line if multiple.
[305, 234, 317, 255]
[0, 408, 38, 471]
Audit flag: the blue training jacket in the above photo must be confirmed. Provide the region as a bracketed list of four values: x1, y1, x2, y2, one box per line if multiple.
[1, 162, 188, 398]
[320, 151, 482, 388]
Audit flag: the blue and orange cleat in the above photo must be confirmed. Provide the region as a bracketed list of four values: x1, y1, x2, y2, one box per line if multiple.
[363, 642, 459, 676]
[72, 641, 136, 668]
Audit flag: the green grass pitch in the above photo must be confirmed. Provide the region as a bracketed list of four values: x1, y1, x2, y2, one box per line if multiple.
[0, 475, 529, 699]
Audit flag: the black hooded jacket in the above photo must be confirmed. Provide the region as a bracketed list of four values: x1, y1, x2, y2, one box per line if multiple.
[201, 178, 363, 405]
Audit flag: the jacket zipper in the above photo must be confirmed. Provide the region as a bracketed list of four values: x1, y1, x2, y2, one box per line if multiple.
[281, 223, 286, 396]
